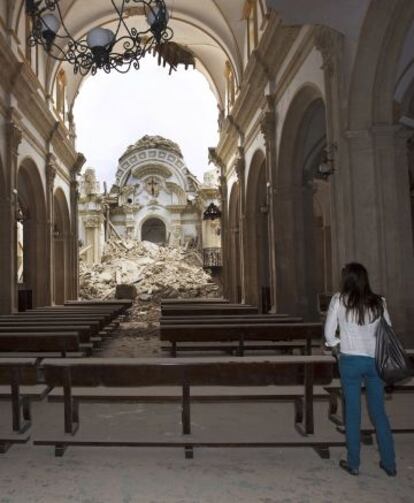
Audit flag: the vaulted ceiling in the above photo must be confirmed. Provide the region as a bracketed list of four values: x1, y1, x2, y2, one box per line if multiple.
[29, 1, 249, 109]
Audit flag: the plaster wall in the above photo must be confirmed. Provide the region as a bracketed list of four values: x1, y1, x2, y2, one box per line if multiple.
[275, 48, 325, 156]
[268, 0, 370, 90]
[244, 136, 266, 188]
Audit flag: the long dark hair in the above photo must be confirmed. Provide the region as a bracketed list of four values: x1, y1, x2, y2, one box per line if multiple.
[340, 262, 384, 325]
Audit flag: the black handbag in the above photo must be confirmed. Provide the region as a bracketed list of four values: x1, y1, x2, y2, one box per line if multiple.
[375, 316, 413, 385]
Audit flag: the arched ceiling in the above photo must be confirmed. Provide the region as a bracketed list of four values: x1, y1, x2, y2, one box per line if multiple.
[39, 0, 246, 109]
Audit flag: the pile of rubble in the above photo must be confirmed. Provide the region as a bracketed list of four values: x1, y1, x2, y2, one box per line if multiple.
[79, 239, 221, 323]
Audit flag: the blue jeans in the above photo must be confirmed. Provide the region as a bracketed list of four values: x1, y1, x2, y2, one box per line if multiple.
[339, 353, 396, 471]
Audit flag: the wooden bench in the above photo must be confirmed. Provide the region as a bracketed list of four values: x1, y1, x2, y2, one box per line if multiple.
[161, 298, 229, 305]
[325, 376, 414, 439]
[0, 358, 48, 452]
[160, 315, 303, 326]
[0, 333, 83, 357]
[65, 299, 132, 310]
[161, 305, 259, 317]
[34, 355, 343, 458]
[160, 323, 322, 357]
[0, 315, 115, 330]
[161, 340, 322, 356]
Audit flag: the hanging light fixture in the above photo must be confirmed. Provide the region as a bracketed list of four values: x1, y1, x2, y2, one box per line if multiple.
[25, 0, 173, 76]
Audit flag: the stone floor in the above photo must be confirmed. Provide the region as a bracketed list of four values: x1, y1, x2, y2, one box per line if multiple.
[1, 395, 414, 502]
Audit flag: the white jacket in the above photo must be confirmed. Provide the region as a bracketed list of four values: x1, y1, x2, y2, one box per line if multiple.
[324, 292, 391, 357]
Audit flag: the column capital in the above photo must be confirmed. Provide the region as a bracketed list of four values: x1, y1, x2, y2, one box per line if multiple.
[72, 152, 86, 178]
[260, 95, 276, 150]
[46, 153, 57, 189]
[313, 25, 343, 78]
[6, 120, 23, 157]
[234, 146, 245, 182]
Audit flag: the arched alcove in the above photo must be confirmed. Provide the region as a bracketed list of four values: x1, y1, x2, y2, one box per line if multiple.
[53, 188, 71, 305]
[276, 86, 330, 319]
[245, 149, 270, 311]
[141, 217, 167, 244]
[17, 159, 49, 308]
[228, 182, 241, 302]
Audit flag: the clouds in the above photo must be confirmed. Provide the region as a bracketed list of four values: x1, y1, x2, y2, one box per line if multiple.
[73, 55, 220, 187]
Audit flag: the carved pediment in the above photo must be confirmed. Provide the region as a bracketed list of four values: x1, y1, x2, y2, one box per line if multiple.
[132, 164, 172, 180]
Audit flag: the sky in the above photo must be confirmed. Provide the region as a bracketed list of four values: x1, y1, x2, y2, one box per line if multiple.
[73, 55, 220, 188]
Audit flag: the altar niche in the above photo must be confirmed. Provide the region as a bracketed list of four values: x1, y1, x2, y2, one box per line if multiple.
[141, 217, 167, 245]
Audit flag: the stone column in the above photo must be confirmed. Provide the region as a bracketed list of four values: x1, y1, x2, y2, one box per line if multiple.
[69, 153, 86, 300]
[260, 96, 278, 312]
[234, 147, 247, 303]
[345, 125, 414, 343]
[0, 116, 22, 313]
[45, 154, 57, 304]
[209, 148, 229, 299]
[314, 26, 346, 288]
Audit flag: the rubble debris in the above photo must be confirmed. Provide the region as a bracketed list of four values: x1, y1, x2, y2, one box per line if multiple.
[80, 239, 221, 324]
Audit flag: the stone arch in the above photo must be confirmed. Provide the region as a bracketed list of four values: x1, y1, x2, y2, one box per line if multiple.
[17, 158, 49, 307]
[276, 85, 329, 319]
[245, 149, 269, 311]
[53, 188, 71, 305]
[348, 0, 414, 129]
[228, 182, 241, 302]
[141, 217, 167, 245]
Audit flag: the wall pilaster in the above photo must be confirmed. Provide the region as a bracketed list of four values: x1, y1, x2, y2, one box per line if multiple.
[260, 95, 278, 312]
[45, 153, 57, 304]
[69, 153, 86, 300]
[234, 147, 247, 303]
[0, 115, 22, 313]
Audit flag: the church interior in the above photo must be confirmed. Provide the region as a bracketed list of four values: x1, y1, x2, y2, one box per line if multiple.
[0, 1, 414, 501]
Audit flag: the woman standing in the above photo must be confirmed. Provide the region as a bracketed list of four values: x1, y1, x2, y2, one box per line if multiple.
[324, 262, 396, 476]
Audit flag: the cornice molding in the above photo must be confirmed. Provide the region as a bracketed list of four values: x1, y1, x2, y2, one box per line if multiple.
[0, 31, 78, 170]
[217, 17, 301, 168]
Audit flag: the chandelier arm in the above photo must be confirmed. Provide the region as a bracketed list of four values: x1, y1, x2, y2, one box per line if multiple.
[110, 0, 133, 40]
[51, 0, 86, 51]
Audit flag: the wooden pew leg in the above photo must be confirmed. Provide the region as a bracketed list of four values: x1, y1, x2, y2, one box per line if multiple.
[55, 443, 67, 457]
[184, 446, 194, 459]
[0, 442, 11, 454]
[328, 391, 343, 426]
[295, 365, 315, 436]
[181, 382, 193, 459]
[63, 369, 79, 435]
[294, 398, 303, 424]
[313, 446, 330, 459]
[10, 368, 30, 433]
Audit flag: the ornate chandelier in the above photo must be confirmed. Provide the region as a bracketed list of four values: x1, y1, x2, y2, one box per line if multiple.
[25, 0, 173, 76]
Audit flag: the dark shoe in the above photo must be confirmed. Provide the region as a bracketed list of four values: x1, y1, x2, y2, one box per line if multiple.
[339, 459, 359, 476]
[379, 462, 397, 477]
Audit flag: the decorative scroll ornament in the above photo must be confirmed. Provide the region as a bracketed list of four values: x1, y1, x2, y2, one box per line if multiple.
[26, 0, 173, 76]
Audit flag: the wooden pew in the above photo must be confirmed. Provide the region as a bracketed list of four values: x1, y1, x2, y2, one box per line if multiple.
[0, 325, 93, 342]
[0, 314, 113, 330]
[159, 315, 303, 326]
[161, 304, 259, 317]
[325, 348, 414, 437]
[161, 298, 229, 305]
[65, 299, 132, 310]
[0, 333, 82, 357]
[0, 358, 48, 452]
[34, 355, 343, 458]
[160, 323, 323, 357]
